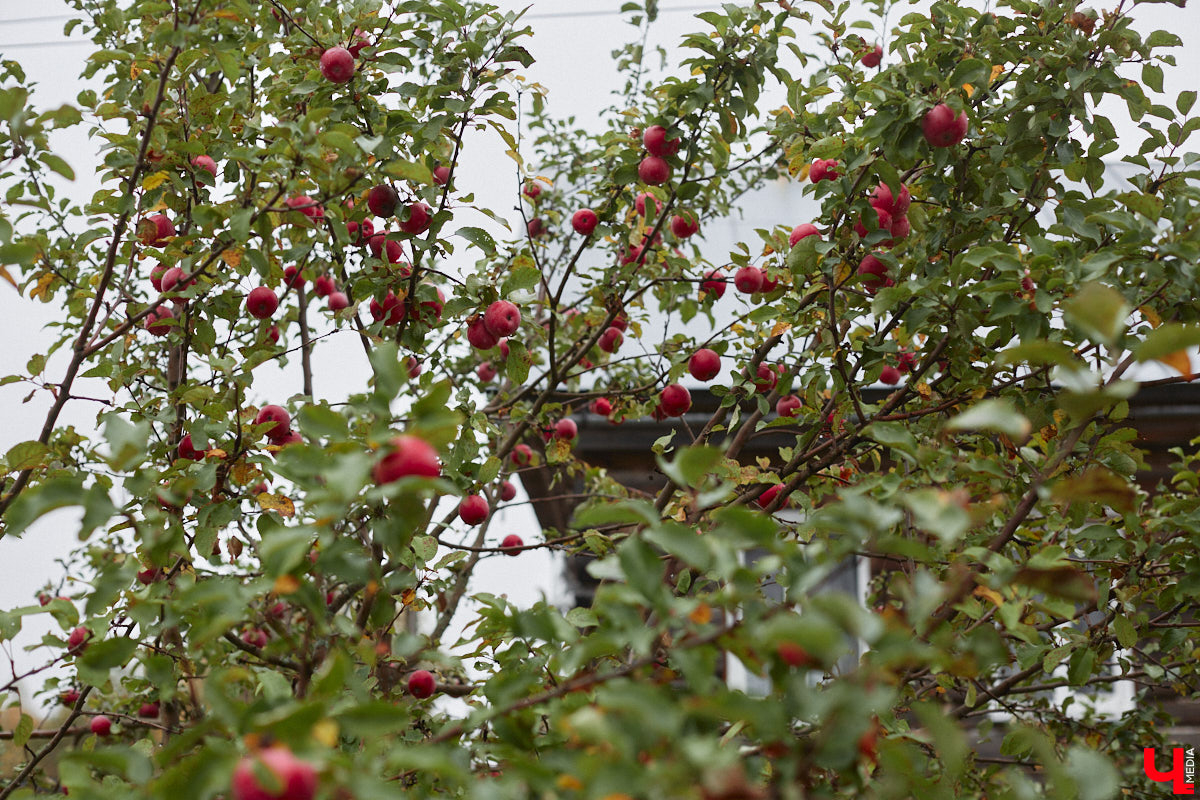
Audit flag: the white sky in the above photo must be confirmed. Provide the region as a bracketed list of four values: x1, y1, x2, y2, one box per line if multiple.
[0, 0, 1196, 693]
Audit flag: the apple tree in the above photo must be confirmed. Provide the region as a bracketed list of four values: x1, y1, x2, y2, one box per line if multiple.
[2, 0, 1200, 798]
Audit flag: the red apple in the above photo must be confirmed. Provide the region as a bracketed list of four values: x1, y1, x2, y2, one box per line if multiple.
[857, 254, 889, 293]
[853, 205, 892, 238]
[922, 103, 968, 147]
[273, 430, 303, 447]
[285, 195, 324, 221]
[267, 326, 280, 344]
[282, 266, 305, 290]
[751, 363, 779, 393]
[313, 275, 336, 297]
[327, 292, 349, 311]
[144, 306, 174, 336]
[860, 44, 882, 67]
[700, 270, 726, 299]
[595, 326, 622, 354]
[246, 287, 279, 319]
[459, 494, 489, 525]
[136, 567, 160, 585]
[527, 217, 546, 238]
[90, 715, 112, 737]
[367, 184, 399, 217]
[231, 746, 318, 800]
[476, 362, 496, 382]
[373, 435, 441, 483]
[149, 263, 166, 291]
[60, 689, 81, 706]
[66, 626, 90, 655]
[137, 214, 175, 247]
[590, 398, 613, 416]
[408, 669, 437, 699]
[320, 46, 355, 83]
[368, 233, 405, 264]
[510, 444, 533, 466]
[689, 348, 721, 381]
[467, 317, 499, 350]
[484, 300, 521, 338]
[670, 213, 699, 238]
[178, 434, 205, 461]
[638, 156, 670, 185]
[760, 271, 780, 293]
[809, 159, 839, 183]
[369, 291, 404, 326]
[869, 181, 911, 217]
[554, 418, 577, 441]
[756, 484, 785, 509]
[398, 202, 431, 235]
[788, 223, 820, 247]
[659, 384, 691, 417]
[734, 266, 764, 294]
[138, 702, 160, 719]
[776, 641, 816, 668]
[880, 365, 901, 385]
[348, 28, 371, 57]
[433, 165, 451, 185]
[347, 218, 374, 245]
[497, 480, 518, 502]
[572, 209, 598, 235]
[889, 215, 910, 241]
[191, 155, 217, 177]
[255, 405, 291, 440]
[634, 192, 663, 217]
[522, 182, 541, 200]
[642, 124, 679, 157]
[499, 534, 524, 555]
[776, 395, 801, 417]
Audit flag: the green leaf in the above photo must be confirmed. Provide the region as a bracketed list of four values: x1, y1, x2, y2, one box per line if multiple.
[1142, 63, 1164, 94]
[944, 399, 1031, 439]
[338, 701, 411, 736]
[39, 153, 75, 181]
[1177, 90, 1196, 115]
[657, 445, 722, 488]
[383, 159, 433, 184]
[997, 341, 1078, 368]
[1065, 745, 1119, 800]
[3, 475, 86, 537]
[950, 58, 991, 90]
[565, 607, 598, 628]
[411, 535, 438, 564]
[863, 422, 918, 457]
[1064, 283, 1128, 346]
[1133, 323, 1200, 362]
[456, 226, 497, 256]
[1113, 615, 1137, 650]
[77, 637, 137, 686]
[6, 440, 48, 471]
[13, 712, 33, 749]
[103, 415, 149, 471]
[501, 264, 540, 295]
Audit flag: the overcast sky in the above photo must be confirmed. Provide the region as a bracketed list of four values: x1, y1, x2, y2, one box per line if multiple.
[1, 0, 1196, 693]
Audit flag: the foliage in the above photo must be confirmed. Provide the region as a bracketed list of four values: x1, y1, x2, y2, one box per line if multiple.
[1, 0, 1199, 797]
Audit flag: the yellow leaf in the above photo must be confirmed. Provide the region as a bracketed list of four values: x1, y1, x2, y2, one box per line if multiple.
[963, 83, 974, 97]
[230, 461, 262, 486]
[771, 320, 792, 337]
[533, 175, 553, 187]
[914, 382, 932, 399]
[130, 63, 142, 81]
[221, 248, 243, 268]
[257, 492, 296, 518]
[142, 171, 169, 191]
[556, 776, 583, 791]
[211, 9, 241, 20]
[990, 64, 1005, 82]
[974, 585, 1004, 607]
[401, 588, 417, 607]
[689, 603, 712, 625]
[29, 273, 54, 301]
[273, 574, 301, 595]
[1156, 350, 1193, 379]
[206, 448, 227, 460]
[311, 719, 339, 748]
[0, 265, 18, 290]
[504, 149, 524, 167]
[1140, 305, 1162, 327]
